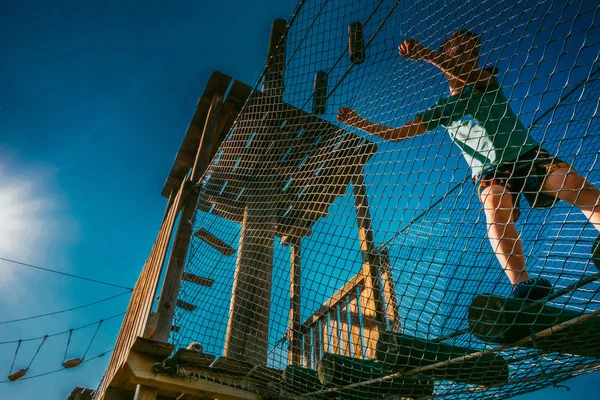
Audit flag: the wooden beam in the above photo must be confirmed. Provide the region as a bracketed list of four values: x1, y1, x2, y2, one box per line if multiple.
[153, 93, 223, 342]
[194, 228, 236, 256]
[262, 19, 287, 100]
[287, 237, 302, 366]
[125, 351, 261, 400]
[351, 172, 386, 359]
[182, 273, 214, 288]
[348, 292, 364, 359]
[132, 337, 175, 357]
[312, 321, 321, 365]
[329, 309, 339, 355]
[224, 200, 276, 366]
[338, 300, 351, 357]
[302, 331, 311, 369]
[104, 387, 174, 400]
[133, 386, 157, 400]
[321, 317, 329, 356]
[379, 249, 401, 333]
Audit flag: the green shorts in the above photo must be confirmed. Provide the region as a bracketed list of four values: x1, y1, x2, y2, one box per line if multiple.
[473, 147, 571, 222]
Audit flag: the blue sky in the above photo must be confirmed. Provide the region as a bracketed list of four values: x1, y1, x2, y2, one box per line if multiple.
[0, 1, 300, 399]
[1, 0, 599, 399]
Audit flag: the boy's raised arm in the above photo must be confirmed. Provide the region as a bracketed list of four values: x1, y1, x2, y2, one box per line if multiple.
[337, 107, 428, 142]
[399, 39, 495, 88]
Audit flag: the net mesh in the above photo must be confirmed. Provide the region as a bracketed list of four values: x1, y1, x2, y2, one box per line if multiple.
[169, 0, 600, 398]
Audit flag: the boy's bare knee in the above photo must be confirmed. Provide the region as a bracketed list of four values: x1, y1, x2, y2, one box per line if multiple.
[480, 185, 515, 223]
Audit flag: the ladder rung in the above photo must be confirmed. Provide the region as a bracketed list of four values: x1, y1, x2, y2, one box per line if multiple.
[194, 228, 236, 256]
[183, 272, 214, 287]
[176, 299, 197, 312]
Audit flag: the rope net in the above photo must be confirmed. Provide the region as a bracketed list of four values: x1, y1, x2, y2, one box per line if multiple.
[170, 0, 600, 398]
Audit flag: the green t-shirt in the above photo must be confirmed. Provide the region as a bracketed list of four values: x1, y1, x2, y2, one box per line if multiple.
[417, 68, 539, 177]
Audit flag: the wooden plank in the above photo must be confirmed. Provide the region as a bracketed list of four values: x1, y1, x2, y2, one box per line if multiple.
[312, 322, 321, 365]
[287, 238, 302, 366]
[161, 71, 233, 198]
[67, 387, 94, 400]
[352, 172, 386, 359]
[379, 250, 401, 333]
[338, 299, 351, 357]
[125, 351, 260, 400]
[176, 299, 197, 312]
[154, 93, 224, 342]
[224, 200, 276, 366]
[104, 388, 173, 400]
[348, 291, 364, 359]
[329, 308, 340, 355]
[133, 386, 157, 400]
[320, 317, 329, 356]
[182, 273, 214, 288]
[194, 228, 236, 256]
[131, 337, 175, 358]
[303, 331, 312, 369]
[262, 19, 287, 99]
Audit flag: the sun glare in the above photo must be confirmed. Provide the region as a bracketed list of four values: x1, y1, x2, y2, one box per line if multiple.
[0, 155, 74, 286]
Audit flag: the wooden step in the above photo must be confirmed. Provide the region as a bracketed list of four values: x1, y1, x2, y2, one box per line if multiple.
[156, 294, 198, 312]
[183, 272, 214, 287]
[176, 299, 197, 312]
[194, 228, 236, 256]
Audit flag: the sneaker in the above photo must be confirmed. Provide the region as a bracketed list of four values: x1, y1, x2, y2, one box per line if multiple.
[512, 278, 553, 301]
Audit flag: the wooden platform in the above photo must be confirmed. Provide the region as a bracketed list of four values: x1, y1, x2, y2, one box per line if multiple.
[197, 91, 378, 238]
[108, 338, 262, 400]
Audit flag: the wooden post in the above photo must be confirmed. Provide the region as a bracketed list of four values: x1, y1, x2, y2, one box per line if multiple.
[224, 197, 276, 366]
[338, 300, 351, 357]
[348, 292, 364, 359]
[378, 249, 401, 333]
[351, 172, 386, 358]
[287, 237, 302, 366]
[133, 385, 157, 400]
[303, 330, 312, 368]
[153, 94, 223, 342]
[262, 19, 287, 100]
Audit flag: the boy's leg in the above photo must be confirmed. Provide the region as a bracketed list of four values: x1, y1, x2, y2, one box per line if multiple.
[479, 184, 530, 285]
[541, 166, 600, 231]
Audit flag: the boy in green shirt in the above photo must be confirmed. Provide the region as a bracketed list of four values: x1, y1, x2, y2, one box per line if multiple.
[338, 30, 600, 300]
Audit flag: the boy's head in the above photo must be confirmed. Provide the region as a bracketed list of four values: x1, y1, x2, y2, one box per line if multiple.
[440, 30, 481, 61]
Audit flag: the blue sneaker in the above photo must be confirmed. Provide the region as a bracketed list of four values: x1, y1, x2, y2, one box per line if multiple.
[512, 278, 553, 301]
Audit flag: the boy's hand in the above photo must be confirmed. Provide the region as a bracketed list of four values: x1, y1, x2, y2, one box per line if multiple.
[398, 39, 428, 60]
[337, 107, 360, 125]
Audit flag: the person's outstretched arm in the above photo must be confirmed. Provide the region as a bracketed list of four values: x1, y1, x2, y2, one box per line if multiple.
[399, 40, 495, 88]
[337, 107, 428, 142]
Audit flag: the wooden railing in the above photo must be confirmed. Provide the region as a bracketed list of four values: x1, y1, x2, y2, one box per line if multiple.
[296, 249, 400, 368]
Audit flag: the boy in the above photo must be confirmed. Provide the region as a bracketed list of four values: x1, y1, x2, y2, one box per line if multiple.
[337, 30, 600, 300]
